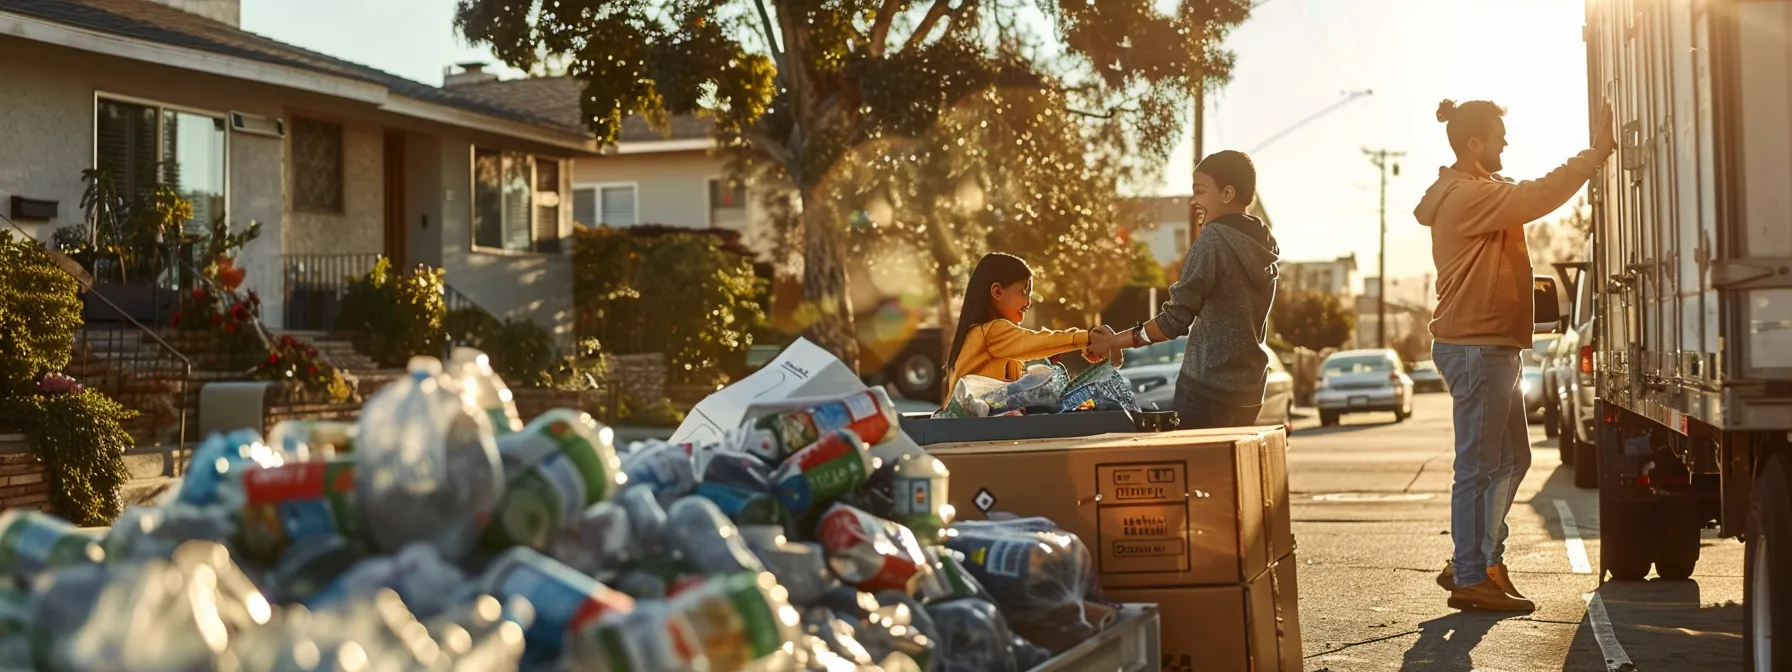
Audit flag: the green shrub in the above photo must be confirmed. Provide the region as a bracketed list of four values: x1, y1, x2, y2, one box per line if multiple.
[444, 308, 557, 386]
[335, 258, 447, 367]
[0, 390, 134, 526]
[0, 233, 132, 525]
[0, 233, 84, 391]
[573, 226, 766, 387]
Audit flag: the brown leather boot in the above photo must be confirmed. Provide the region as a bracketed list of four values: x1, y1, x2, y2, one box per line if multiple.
[1448, 580, 1536, 612]
[1436, 561, 1456, 592]
[1488, 563, 1526, 598]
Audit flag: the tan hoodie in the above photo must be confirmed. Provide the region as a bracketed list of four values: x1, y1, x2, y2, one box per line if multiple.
[1413, 148, 1609, 349]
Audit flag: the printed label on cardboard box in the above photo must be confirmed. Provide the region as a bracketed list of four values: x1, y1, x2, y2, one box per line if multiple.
[1096, 504, 1188, 574]
[1097, 462, 1184, 505]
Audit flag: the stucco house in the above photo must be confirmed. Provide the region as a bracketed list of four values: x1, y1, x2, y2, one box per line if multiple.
[439, 73, 780, 258]
[0, 0, 599, 339]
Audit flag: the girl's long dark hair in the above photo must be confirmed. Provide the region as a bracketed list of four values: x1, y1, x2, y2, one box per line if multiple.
[945, 253, 1034, 374]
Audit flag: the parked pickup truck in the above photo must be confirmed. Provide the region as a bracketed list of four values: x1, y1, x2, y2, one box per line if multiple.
[1584, 0, 1792, 664]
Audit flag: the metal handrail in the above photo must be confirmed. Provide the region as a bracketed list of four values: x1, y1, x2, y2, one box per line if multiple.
[2, 211, 193, 459]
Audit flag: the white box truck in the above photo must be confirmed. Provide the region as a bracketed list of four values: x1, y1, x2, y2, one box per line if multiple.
[1584, 0, 1792, 666]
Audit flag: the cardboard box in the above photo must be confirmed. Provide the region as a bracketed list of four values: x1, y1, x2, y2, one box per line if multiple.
[898, 410, 1142, 446]
[931, 428, 1291, 588]
[1104, 553, 1303, 672]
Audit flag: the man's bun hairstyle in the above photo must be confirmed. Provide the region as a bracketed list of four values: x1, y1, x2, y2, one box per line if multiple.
[1436, 98, 1507, 151]
[1194, 150, 1257, 205]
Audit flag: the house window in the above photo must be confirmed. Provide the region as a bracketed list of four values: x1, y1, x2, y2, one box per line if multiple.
[95, 98, 226, 234]
[571, 184, 638, 227]
[292, 117, 343, 213]
[1173, 226, 1188, 252]
[708, 178, 748, 229]
[473, 148, 564, 253]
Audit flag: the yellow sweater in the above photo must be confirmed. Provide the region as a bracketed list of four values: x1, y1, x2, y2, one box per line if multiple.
[946, 320, 1091, 394]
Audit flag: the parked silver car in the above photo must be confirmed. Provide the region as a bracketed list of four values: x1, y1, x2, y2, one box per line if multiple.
[1314, 349, 1413, 426]
[1118, 339, 1294, 428]
[1409, 360, 1446, 393]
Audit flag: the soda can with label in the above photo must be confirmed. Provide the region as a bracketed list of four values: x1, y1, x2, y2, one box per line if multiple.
[0, 510, 102, 576]
[236, 457, 363, 561]
[771, 430, 873, 518]
[479, 546, 636, 658]
[488, 409, 627, 550]
[742, 389, 899, 462]
[815, 503, 930, 595]
[668, 572, 798, 670]
[889, 454, 951, 545]
[568, 601, 701, 672]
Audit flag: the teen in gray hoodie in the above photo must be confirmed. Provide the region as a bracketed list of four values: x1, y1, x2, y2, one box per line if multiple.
[1118, 151, 1282, 429]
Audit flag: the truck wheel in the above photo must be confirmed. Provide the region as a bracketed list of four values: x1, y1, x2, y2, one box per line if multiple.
[1601, 500, 1654, 582]
[1655, 510, 1703, 581]
[1573, 433, 1598, 489]
[1544, 400, 1560, 438]
[1745, 453, 1792, 671]
[1320, 411, 1339, 427]
[888, 351, 942, 404]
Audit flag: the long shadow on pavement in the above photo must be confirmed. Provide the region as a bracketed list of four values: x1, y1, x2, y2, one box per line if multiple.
[1522, 461, 1591, 542]
[1563, 579, 1743, 670]
[1293, 420, 1401, 438]
[1397, 612, 1510, 671]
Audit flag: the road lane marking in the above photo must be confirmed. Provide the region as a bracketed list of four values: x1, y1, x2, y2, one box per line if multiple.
[1554, 499, 1594, 574]
[1584, 592, 1635, 671]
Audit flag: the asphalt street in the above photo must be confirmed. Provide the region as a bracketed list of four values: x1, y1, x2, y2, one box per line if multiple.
[1291, 393, 1745, 672]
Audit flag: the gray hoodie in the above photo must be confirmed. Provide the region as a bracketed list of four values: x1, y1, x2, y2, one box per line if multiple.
[1151, 214, 1282, 407]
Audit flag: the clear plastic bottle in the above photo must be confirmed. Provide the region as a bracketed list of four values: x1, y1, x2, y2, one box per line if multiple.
[452, 347, 525, 435]
[355, 359, 505, 560]
[666, 496, 764, 575]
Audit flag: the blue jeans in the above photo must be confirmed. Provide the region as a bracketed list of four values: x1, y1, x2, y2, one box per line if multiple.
[1433, 342, 1530, 588]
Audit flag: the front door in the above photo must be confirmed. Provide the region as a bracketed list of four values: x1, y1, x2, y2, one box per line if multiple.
[382, 131, 406, 266]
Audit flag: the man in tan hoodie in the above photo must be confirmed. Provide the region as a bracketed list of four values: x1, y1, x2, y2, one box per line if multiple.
[1413, 99, 1613, 612]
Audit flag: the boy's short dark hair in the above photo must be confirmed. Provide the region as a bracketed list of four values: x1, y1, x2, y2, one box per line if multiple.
[1195, 150, 1257, 205]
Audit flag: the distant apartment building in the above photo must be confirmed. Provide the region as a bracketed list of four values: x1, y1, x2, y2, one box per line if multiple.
[1279, 254, 1358, 298]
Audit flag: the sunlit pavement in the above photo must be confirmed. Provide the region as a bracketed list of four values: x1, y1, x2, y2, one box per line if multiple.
[1291, 393, 1745, 671]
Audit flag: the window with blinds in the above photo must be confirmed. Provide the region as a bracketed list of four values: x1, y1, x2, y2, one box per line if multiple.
[292, 117, 343, 213]
[95, 99, 226, 234]
[600, 186, 636, 226]
[472, 148, 566, 253]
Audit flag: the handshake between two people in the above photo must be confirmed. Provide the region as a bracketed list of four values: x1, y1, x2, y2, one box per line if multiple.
[1081, 325, 1131, 368]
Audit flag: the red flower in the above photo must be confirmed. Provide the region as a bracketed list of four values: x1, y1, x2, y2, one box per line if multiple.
[192, 287, 205, 299]
[306, 348, 318, 358]
[225, 323, 236, 332]
[171, 314, 181, 327]
[280, 335, 296, 348]
[307, 366, 318, 376]
[268, 353, 279, 364]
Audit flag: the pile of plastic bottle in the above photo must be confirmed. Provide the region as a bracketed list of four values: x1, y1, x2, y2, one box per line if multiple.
[0, 347, 1102, 671]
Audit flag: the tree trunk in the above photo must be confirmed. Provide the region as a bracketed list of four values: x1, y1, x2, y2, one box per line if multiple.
[799, 198, 859, 372]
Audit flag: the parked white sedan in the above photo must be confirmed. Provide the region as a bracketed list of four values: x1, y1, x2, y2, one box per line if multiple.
[1314, 349, 1414, 426]
[1118, 339, 1295, 428]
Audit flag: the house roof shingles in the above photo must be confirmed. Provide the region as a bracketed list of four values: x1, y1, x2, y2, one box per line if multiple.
[0, 0, 588, 136]
[444, 76, 714, 143]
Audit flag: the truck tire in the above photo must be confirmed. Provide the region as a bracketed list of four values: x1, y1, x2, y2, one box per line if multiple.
[1573, 434, 1598, 489]
[1320, 411, 1340, 427]
[888, 350, 942, 404]
[1745, 453, 1792, 671]
[1544, 398, 1560, 438]
[1655, 510, 1704, 581]
[1601, 500, 1654, 582]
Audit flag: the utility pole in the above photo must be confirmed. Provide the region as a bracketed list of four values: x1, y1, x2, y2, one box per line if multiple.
[1363, 148, 1405, 348]
[1191, 86, 1205, 230]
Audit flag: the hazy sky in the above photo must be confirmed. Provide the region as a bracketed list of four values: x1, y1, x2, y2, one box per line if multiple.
[242, 0, 1591, 282]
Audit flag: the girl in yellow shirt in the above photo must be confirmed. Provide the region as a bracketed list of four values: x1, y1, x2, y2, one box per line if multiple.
[943, 253, 1119, 394]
